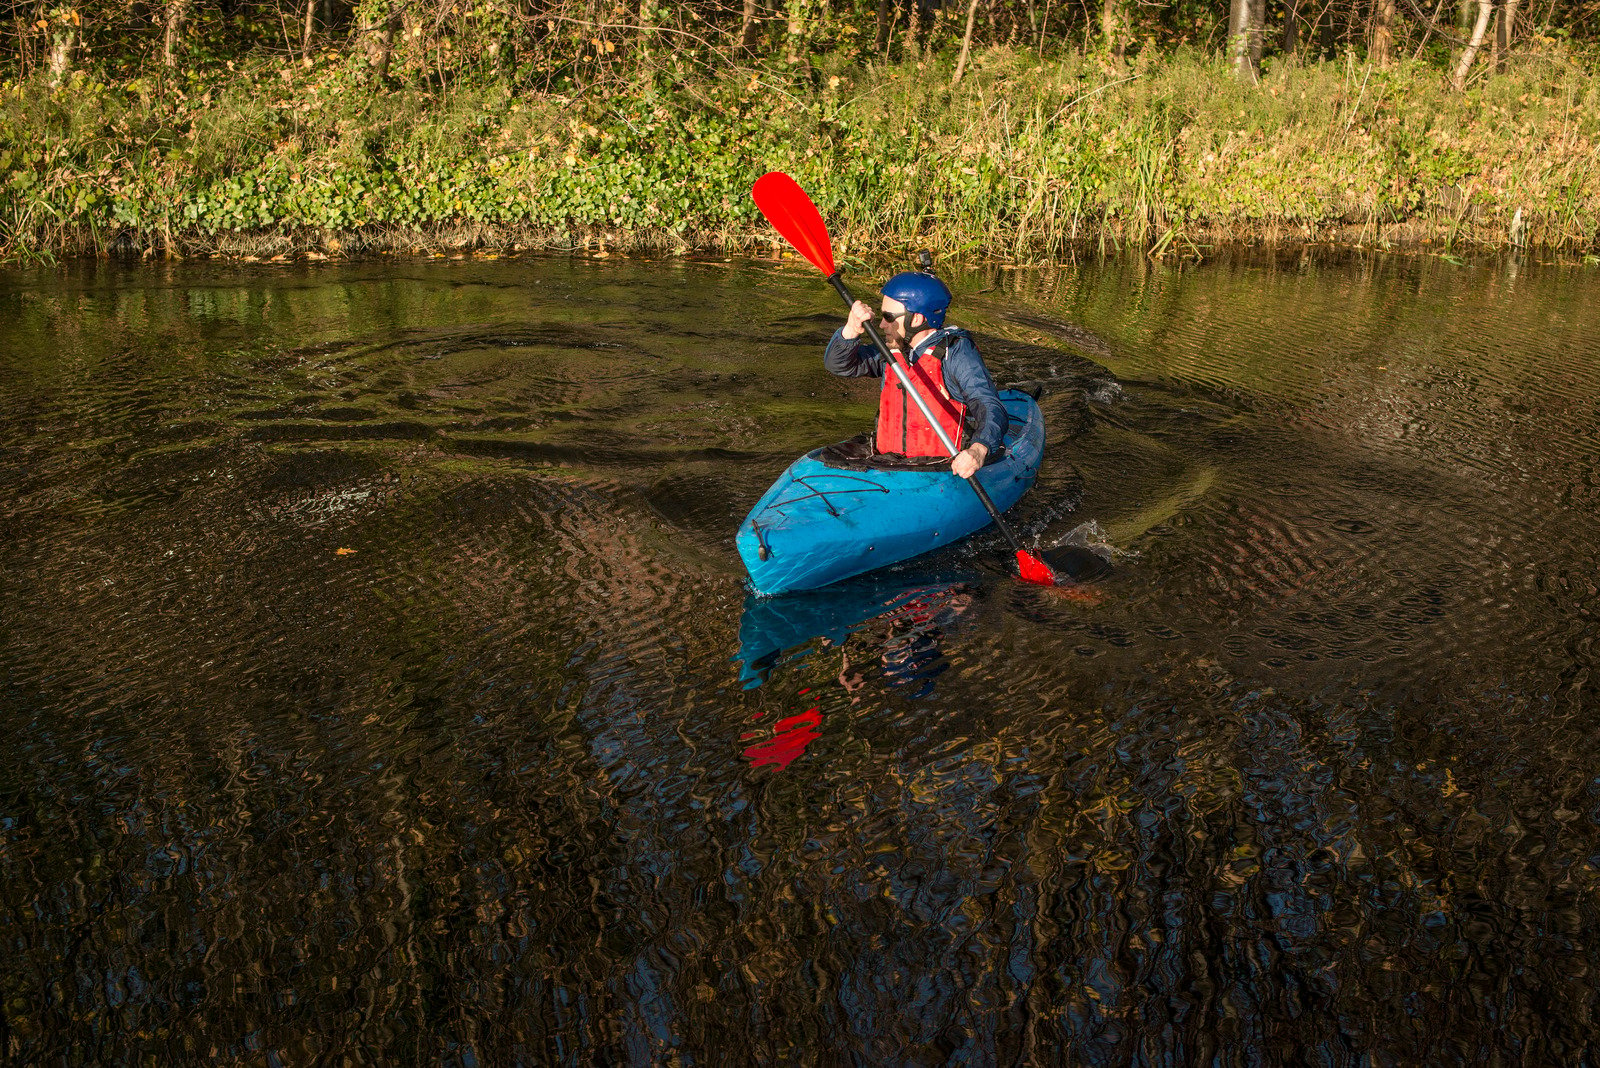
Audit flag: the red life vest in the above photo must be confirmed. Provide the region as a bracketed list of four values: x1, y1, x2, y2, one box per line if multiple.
[875, 333, 966, 458]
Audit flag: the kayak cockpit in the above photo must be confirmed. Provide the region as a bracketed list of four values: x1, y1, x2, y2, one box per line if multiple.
[810, 381, 1043, 473]
[810, 434, 1006, 472]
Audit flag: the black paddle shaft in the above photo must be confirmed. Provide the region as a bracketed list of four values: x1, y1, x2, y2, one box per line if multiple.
[824, 271, 1026, 556]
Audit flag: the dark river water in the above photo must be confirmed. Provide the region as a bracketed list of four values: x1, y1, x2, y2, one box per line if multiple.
[2, 252, 1598, 1064]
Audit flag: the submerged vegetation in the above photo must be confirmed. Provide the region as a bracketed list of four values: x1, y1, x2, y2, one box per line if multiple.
[2, 0, 1598, 262]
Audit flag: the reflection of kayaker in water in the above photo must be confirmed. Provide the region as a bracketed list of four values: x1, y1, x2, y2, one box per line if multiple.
[824, 269, 1006, 482]
[743, 587, 979, 771]
[841, 588, 976, 699]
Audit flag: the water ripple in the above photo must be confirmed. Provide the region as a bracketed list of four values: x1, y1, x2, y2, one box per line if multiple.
[1, 254, 1599, 1063]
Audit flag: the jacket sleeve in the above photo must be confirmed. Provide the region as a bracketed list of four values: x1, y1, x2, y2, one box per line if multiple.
[823, 328, 885, 378]
[942, 336, 1006, 453]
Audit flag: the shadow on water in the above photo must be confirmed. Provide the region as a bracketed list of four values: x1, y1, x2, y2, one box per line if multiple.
[1, 252, 1599, 1063]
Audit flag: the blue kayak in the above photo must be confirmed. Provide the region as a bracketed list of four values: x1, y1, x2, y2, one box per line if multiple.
[737, 388, 1046, 596]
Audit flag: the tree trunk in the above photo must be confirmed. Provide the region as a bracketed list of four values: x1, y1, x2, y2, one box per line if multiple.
[874, 0, 894, 50]
[302, 0, 316, 58]
[1370, 0, 1396, 64]
[1282, 0, 1298, 55]
[951, 0, 982, 83]
[1228, 0, 1259, 82]
[784, 0, 807, 63]
[1451, 0, 1492, 89]
[1101, 0, 1124, 57]
[47, 7, 77, 83]
[162, 0, 187, 67]
[361, 3, 398, 75]
[740, 0, 763, 53]
[1228, 0, 1245, 71]
[1250, 0, 1264, 69]
[1495, 0, 1519, 69]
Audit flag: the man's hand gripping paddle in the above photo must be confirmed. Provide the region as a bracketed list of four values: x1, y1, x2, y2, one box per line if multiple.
[751, 171, 1059, 588]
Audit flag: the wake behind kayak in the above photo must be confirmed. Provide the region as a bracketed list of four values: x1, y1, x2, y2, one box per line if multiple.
[737, 386, 1046, 596]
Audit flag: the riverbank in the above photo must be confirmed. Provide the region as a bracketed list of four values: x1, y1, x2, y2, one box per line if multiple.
[3, 46, 1598, 264]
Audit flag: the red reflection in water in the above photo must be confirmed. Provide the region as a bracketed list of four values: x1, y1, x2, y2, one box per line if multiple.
[742, 704, 823, 770]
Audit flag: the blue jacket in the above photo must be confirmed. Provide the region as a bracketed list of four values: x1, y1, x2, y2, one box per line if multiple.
[823, 327, 1006, 453]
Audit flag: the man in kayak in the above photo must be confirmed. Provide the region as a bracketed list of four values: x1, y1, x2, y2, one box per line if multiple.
[823, 270, 1006, 480]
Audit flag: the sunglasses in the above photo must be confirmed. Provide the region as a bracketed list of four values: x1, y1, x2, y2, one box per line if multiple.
[880, 308, 909, 323]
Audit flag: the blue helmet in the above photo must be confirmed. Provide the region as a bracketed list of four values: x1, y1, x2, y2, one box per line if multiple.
[881, 271, 953, 329]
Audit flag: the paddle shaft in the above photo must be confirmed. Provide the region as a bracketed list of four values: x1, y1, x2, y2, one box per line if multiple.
[825, 272, 1027, 556]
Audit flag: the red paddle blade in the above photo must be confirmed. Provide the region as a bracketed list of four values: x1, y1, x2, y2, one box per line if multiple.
[751, 172, 836, 276]
[1015, 550, 1058, 587]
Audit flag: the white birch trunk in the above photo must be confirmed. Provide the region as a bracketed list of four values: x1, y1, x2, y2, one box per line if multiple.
[1452, 0, 1493, 89]
[48, 9, 77, 83]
